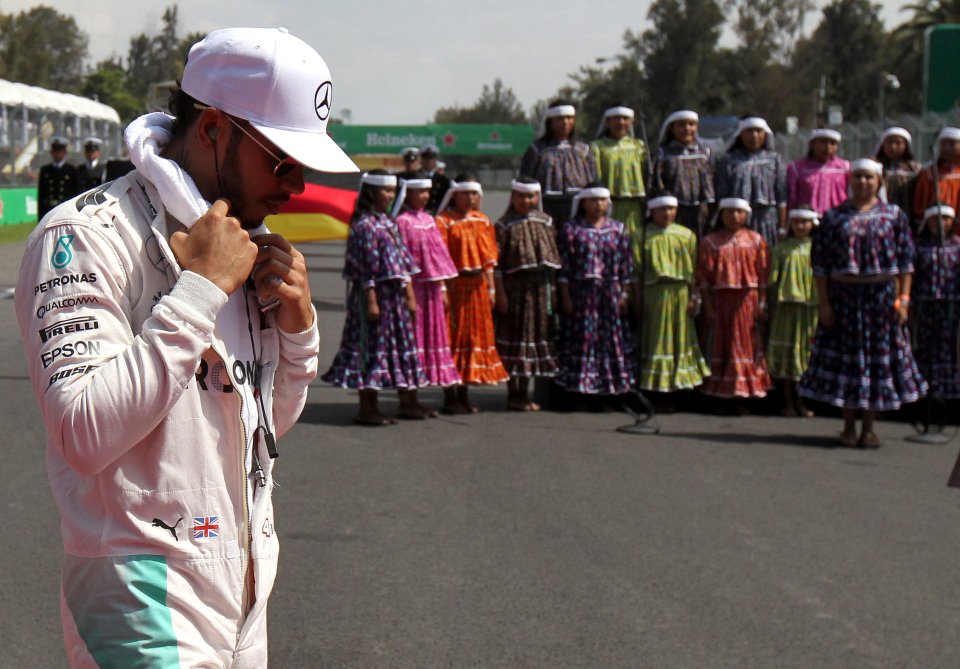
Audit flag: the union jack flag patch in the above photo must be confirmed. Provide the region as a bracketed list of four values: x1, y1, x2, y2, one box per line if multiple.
[193, 516, 220, 539]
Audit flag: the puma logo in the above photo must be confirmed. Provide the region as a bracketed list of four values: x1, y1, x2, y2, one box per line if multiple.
[152, 516, 183, 541]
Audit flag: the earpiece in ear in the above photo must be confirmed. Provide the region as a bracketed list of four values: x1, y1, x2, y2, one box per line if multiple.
[207, 127, 219, 141]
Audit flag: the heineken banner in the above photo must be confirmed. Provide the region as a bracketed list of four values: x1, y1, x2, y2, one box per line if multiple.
[328, 124, 534, 157]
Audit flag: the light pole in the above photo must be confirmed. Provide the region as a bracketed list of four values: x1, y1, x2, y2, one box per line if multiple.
[878, 71, 900, 125]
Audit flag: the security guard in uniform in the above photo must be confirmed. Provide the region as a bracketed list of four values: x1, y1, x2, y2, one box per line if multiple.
[75, 137, 106, 193]
[420, 144, 451, 213]
[397, 146, 420, 180]
[37, 135, 79, 219]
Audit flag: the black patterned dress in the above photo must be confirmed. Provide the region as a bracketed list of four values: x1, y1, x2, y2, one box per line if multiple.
[798, 201, 927, 410]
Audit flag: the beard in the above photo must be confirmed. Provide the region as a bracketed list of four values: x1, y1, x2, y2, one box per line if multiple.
[218, 134, 260, 230]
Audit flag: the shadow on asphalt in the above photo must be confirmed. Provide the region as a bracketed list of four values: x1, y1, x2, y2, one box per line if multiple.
[656, 431, 841, 449]
[297, 401, 357, 426]
[311, 299, 345, 312]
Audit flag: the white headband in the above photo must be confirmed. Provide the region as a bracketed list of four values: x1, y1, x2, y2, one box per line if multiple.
[788, 209, 819, 225]
[924, 205, 956, 222]
[603, 106, 635, 120]
[511, 180, 541, 194]
[719, 197, 752, 213]
[938, 127, 960, 143]
[402, 178, 432, 189]
[873, 127, 913, 158]
[810, 128, 841, 143]
[361, 173, 397, 188]
[727, 117, 775, 151]
[659, 110, 699, 144]
[738, 117, 772, 134]
[436, 179, 483, 214]
[545, 105, 576, 119]
[570, 187, 611, 218]
[646, 195, 679, 213]
[450, 181, 482, 194]
[850, 158, 883, 176]
[881, 127, 912, 144]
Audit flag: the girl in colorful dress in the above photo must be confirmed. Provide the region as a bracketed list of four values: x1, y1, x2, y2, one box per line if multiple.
[786, 129, 850, 216]
[555, 184, 636, 397]
[590, 104, 647, 263]
[873, 127, 920, 223]
[637, 195, 710, 397]
[912, 204, 960, 398]
[648, 109, 714, 239]
[714, 115, 787, 249]
[494, 177, 562, 410]
[767, 207, 819, 417]
[913, 127, 960, 224]
[696, 198, 772, 405]
[520, 100, 597, 228]
[436, 175, 509, 412]
[322, 170, 428, 425]
[798, 159, 926, 448]
[394, 172, 462, 403]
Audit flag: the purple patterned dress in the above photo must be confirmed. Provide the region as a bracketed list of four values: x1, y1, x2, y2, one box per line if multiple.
[555, 216, 636, 394]
[715, 148, 787, 249]
[322, 211, 427, 390]
[519, 139, 597, 226]
[395, 207, 462, 387]
[913, 235, 960, 398]
[649, 139, 715, 239]
[797, 201, 927, 410]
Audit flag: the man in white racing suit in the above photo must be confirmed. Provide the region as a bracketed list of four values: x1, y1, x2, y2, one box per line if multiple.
[15, 28, 357, 667]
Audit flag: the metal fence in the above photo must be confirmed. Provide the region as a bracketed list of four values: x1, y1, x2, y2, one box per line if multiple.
[776, 110, 960, 162]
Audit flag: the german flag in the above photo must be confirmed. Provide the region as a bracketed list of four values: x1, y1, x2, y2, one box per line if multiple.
[265, 173, 358, 242]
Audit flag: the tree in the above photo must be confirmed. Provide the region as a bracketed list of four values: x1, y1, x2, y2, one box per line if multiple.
[82, 59, 143, 124]
[725, 0, 815, 65]
[625, 0, 727, 126]
[0, 5, 88, 92]
[790, 0, 886, 123]
[434, 78, 527, 124]
[566, 50, 646, 138]
[125, 5, 184, 100]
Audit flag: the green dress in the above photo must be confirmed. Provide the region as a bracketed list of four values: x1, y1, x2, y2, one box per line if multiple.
[767, 237, 818, 380]
[590, 136, 647, 266]
[637, 223, 710, 391]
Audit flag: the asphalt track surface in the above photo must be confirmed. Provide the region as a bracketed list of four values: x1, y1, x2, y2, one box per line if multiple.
[3, 193, 960, 668]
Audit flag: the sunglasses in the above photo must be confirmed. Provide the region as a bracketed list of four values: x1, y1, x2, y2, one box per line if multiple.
[223, 114, 300, 178]
[195, 104, 300, 178]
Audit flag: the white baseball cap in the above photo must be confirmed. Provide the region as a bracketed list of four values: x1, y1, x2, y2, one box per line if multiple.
[181, 27, 358, 173]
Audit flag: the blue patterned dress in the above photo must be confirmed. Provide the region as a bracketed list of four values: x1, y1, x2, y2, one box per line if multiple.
[797, 201, 927, 410]
[649, 139, 715, 239]
[322, 211, 427, 389]
[555, 217, 636, 394]
[520, 139, 597, 226]
[913, 235, 960, 398]
[715, 148, 787, 249]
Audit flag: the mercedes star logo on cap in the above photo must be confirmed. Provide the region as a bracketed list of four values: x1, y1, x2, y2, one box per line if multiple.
[314, 81, 332, 121]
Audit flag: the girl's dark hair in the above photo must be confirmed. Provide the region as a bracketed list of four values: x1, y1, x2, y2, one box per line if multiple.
[545, 99, 577, 142]
[352, 168, 392, 223]
[784, 203, 815, 238]
[501, 175, 541, 219]
[399, 170, 431, 212]
[729, 112, 766, 152]
[598, 102, 633, 139]
[873, 134, 915, 164]
[574, 180, 608, 218]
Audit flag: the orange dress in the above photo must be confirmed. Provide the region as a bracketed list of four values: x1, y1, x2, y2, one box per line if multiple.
[436, 209, 509, 384]
[913, 162, 960, 225]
